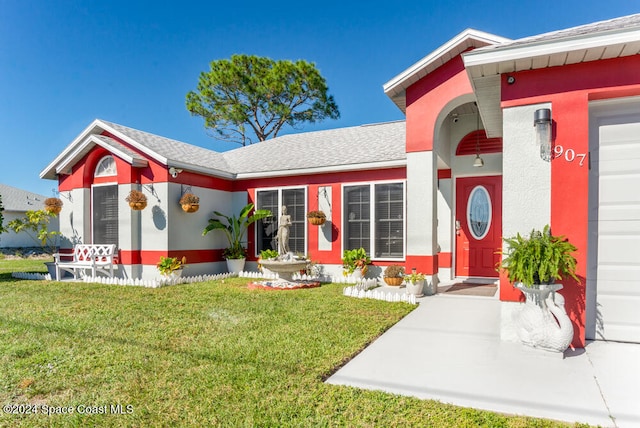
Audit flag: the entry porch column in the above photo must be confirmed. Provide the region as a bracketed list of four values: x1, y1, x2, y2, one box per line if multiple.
[405, 150, 438, 294]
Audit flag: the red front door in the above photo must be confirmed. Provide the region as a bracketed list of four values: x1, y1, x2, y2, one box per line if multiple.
[455, 175, 502, 278]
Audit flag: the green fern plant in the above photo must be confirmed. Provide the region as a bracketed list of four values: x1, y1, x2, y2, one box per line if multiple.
[498, 225, 579, 287]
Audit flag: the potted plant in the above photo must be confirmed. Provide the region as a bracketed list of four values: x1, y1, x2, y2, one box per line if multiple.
[157, 256, 186, 277]
[342, 247, 371, 278]
[405, 270, 426, 296]
[306, 210, 326, 226]
[202, 203, 271, 273]
[125, 189, 147, 210]
[259, 249, 279, 260]
[383, 264, 405, 286]
[7, 209, 61, 278]
[44, 197, 63, 215]
[179, 193, 200, 213]
[258, 248, 279, 275]
[498, 225, 578, 352]
[498, 225, 578, 290]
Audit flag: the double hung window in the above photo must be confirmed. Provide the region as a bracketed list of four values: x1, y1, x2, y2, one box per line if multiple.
[256, 187, 306, 254]
[343, 182, 404, 259]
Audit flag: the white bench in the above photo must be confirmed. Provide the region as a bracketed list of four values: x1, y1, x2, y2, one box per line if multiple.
[54, 244, 117, 279]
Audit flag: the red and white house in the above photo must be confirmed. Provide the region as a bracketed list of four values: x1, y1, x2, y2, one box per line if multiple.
[41, 14, 640, 348]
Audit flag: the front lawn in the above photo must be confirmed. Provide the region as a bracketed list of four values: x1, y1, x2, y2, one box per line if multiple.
[0, 261, 581, 427]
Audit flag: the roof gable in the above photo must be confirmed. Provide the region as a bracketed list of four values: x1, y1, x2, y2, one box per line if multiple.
[40, 119, 233, 180]
[383, 29, 511, 112]
[42, 119, 407, 181]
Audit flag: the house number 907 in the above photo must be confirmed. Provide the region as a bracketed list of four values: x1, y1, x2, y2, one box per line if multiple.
[554, 144, 587, 166]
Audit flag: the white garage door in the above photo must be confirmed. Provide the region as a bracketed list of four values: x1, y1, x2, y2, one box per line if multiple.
[588, 100, 640, 343]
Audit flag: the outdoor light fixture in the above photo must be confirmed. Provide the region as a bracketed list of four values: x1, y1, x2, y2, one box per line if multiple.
[169, 167, 183, 178]
[534, 108, 552, 162]
[473, 107, 484, 167]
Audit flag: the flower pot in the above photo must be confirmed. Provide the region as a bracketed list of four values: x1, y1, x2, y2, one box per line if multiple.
[406, 279, 424, 295]
[384, 277, 403, 286]
[226, 258, 246, 273]
[129, 201, 147, 210]
[161, 269, 183, 280]
[45, 205, 62, 215]
[182, 203, 199, 213]
[45, 261, 58, 280]
[512, 282, 574, 352]
[308, 217, 325, 226]
[350, 267, 364, 279]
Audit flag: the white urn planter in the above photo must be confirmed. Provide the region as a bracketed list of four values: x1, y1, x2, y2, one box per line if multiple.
[161, 269, 183, 281]
[350, 268, 364, 280]
[405, 279, 424, 296]
[226, 258, 246, 273]
[512, 283, 574, 353]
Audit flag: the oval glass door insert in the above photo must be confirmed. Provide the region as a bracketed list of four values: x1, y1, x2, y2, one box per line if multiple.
[467, 185, 492, 240]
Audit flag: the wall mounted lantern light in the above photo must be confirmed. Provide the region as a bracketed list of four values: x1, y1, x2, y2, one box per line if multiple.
[534, 108, 552, 161]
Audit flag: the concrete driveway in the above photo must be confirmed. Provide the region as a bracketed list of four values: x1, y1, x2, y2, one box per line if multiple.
[327, 292, 640, 427]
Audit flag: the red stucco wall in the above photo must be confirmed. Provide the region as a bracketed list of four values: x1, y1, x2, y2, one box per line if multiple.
[501, 55, 640, 347]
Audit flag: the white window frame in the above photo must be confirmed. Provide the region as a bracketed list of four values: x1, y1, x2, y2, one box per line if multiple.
[91, 182, 119, 246]
[94, 155, 117, 177]
[254, 186, 308, 257]
[341, 180, 406, 261]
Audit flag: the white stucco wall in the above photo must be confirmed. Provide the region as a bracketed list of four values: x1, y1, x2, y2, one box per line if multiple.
[437, 178, 452, 281]
[406, 151, 436, 257]
[500, 103, 552, 341]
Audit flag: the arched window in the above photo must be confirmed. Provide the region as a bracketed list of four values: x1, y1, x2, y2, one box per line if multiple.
[94, 156, 117, 177]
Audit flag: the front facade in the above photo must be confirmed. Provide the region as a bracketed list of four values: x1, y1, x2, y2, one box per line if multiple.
[41, 14, 640, 348]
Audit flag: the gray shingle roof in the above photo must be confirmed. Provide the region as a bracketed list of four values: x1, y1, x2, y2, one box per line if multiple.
[93, 135, 148, 165]
[100, 120, 232, 173]
[488, 13, 640, 49]
[222, 121, 406, 174]
[95, 119, 406, 177]
[0, 183, 48, 212]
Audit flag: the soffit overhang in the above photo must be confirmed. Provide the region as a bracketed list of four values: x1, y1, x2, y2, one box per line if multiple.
[463, 24, 640, 137]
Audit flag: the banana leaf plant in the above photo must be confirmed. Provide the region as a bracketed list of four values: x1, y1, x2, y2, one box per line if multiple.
[202, 203, 271, 260]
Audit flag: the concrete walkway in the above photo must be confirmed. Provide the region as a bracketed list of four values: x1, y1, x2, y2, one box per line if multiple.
[327, 292, 640, 427]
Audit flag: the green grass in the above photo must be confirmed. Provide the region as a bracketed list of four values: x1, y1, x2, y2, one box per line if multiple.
[0, 260, 587, 427]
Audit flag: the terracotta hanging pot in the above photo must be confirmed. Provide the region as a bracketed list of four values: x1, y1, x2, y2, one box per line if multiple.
[182, 203, 199, 213]
[179, 193, 200, 213]
[306, 210, 326, 226]
[125, 190, 147, 210]
[44, 197, 63, 214]
[129, 201, 148, 210]
[308, 216, 325, 226]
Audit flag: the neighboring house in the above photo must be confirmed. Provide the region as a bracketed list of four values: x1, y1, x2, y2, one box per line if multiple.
[40, 13, 640, 348]
[0, 183, 60, 248]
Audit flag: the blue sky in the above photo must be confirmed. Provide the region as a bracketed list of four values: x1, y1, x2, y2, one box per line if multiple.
[1, 1, 638, 197]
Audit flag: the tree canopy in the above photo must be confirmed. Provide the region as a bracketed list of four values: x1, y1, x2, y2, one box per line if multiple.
[186, 54, 340, 146]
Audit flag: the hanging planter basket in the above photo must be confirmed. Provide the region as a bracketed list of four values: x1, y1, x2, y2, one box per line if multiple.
[129, 201, 148, 210]
[182, 203, 199, 213]
[125, 190, 147, 211]
[306, 210, 326, 226]
[179, 193, 200, 213]
[44, 197, 63, 215]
